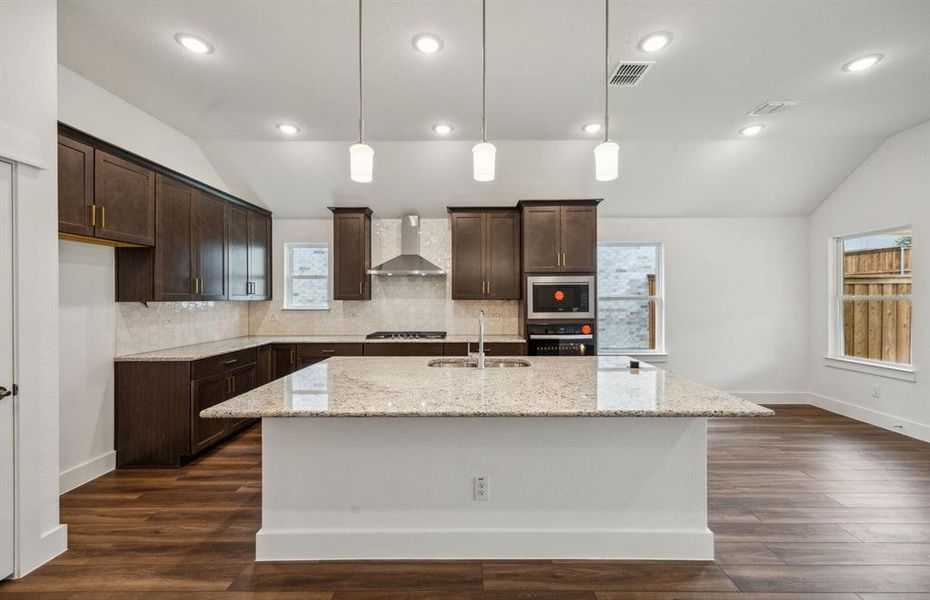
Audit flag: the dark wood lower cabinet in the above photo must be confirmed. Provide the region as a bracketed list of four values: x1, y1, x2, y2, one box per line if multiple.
[115, 340, 525, 467]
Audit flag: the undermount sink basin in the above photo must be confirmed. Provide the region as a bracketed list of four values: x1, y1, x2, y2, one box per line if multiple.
[427, 358, 531, 369]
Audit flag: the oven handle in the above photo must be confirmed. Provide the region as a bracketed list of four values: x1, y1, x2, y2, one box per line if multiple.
[529, 334, 593, 340]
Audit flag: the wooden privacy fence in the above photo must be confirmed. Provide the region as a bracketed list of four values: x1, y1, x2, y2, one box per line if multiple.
[842, 246, 911, 364]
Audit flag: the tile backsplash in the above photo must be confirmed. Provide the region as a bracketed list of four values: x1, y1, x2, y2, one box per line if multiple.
[249, 217, 521, 336]
[116, 301, 250, 355]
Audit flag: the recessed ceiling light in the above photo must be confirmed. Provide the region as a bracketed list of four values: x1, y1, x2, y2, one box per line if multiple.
[842, 53, 883, 72]
[174, 33, 214, 55]
[413, 33, 443, 55]
[739, 124, 765, 137]
[583, 123, 603, 134]
[638, 31, 673, 53]
[276, 123, 300, 135]
[432, 123, 453, 135]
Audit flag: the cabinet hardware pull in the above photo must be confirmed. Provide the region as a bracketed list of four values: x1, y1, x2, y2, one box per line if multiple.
[230, 378, 236, 394]
[90, 204, 97, 227]
[100, 206, 106, 229]
[487, 280, 491, 295]
[321, 349, 336, 353]
[561, 252, 566, 267]
[222, 359, 237, 365]
[358, 280, 363, 295]
[556, 252, 561, 266]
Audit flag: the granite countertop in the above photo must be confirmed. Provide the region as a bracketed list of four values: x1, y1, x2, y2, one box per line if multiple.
[115, 334, 527, 362]
[200, 356, 774, 419]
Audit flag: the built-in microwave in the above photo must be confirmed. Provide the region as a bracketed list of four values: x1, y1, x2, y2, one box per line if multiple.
[526, 275, 595, 320]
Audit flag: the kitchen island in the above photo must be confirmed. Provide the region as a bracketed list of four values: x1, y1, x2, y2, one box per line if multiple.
[202, 355, 771, 561]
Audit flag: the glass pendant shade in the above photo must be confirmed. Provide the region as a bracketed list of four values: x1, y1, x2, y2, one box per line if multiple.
[594, 140, 619, 181]
[472, 141, 496, 182]
[349, 142, 374, 183]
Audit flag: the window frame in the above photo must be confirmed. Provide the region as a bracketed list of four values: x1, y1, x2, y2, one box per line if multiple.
[283, 242, 331, 311]
[596, 242, 666, 358]
[825, 225, 915, 382]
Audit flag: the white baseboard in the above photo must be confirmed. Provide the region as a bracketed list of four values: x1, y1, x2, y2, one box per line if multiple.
[730, 391, 809, 405]
[15, 524, 67, 578]
[59, 450, 116, 494]
[808, 393, 930, 443]
[256, 528, 715, 561]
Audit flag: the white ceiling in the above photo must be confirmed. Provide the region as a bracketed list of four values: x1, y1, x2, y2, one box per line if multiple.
[58, 0, 930, 218]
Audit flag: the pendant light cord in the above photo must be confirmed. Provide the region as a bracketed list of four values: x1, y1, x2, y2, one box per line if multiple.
[358, 0, 364, 143]
[603, 0, 609, 143]
[481, 0, 487, 143]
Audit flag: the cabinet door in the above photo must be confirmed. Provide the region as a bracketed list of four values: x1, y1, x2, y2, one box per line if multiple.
[227, 204, 250, 300]
[58, 136, 94, 237]
[333, 212, 370, 300]
[485, 211, 521, 299]
[364, 343, 443, 356]
[450, 212, 486, 299]
[227, 363, 257, 430]
[193, 192, 227, 300]
[153, 175, 195, 300]
[522, 205, 561, 273]
[560, 205, 597, 272]
[94, 150, 155, 245]
[273, 345, 296, 379]
[248, 211, 272, 300]
[256, 345, 274, 386]
[190, 371, 233, 454]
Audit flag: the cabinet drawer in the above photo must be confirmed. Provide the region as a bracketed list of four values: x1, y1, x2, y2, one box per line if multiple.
[483, 342, 527, 356]
[364, 342, 444, 357]
[191, 348, 258, 379]
[296, 343, 365, 358]
[443, 343, 469, 357]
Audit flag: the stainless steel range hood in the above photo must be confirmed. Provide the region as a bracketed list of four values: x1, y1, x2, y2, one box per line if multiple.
[367, 214, 446, 276]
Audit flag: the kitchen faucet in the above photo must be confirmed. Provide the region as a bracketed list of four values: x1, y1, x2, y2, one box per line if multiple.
[471, 310, 486, 369]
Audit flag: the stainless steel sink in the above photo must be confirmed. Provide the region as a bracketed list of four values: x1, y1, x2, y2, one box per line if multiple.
[484, 359, 531, 368]
[427, 358, 531, 368]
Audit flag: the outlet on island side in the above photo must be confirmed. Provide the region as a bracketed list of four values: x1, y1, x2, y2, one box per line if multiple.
[473, 476, 489, 501]
[871, 384, 881, 399]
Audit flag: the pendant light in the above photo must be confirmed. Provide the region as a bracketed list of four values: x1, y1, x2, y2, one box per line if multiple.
[349, 0, 374, 182]
[594, 0, 619, 181]
[472, 0, 496, 181]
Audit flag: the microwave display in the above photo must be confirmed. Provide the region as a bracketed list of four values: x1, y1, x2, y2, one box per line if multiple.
[531, 283, 589, 314]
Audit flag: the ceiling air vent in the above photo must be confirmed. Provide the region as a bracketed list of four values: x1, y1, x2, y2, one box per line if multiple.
[747, 99, 804, 116]
[609, 61, 654, 87]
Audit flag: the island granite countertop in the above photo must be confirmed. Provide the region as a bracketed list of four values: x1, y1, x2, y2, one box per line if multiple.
[115, 334, 526, 362]
[200, 355, 773, 419]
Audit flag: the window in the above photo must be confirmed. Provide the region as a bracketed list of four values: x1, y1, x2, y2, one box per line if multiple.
[597, 243, 664, 354]
[284, 243, 330, 310]
[831, 228, 912, 369]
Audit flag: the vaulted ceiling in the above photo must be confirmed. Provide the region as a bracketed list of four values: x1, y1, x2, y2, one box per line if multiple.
[58, 0, 930, 218]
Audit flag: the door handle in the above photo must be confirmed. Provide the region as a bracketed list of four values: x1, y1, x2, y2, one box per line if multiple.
[100, 205, 106, 229]
[90, 204, 97, 227]
[0, 386, 11, 399]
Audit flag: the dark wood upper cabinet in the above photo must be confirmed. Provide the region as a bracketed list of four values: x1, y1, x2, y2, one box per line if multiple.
[227, 204, 251, 300]
[58, 136, 95, 237]
[519, 200, 600, 273]
[330, 207, 372, 300]
[193, 192, 228, 300]
[153, 175, 195, 300]
[448, 208, 521, 300]
[94, 150, 156, 246]
[247, 211, 272, 300]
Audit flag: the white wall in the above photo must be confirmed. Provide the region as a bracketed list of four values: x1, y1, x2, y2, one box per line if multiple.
[58, 242, 115, 492]
[808, 120, 930, 441]
[0, 0, 67, 576]
[57, 65, 243, 201]
[599, 218, 810, 398]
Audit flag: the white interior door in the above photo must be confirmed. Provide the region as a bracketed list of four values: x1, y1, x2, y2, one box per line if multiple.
[0, 160, 14, 579]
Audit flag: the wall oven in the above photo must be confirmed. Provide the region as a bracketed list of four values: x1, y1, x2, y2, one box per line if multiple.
[526, 275, 595, 320]
[527, 323, 596, 356]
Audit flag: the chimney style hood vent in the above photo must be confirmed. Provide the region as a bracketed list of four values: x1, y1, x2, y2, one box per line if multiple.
[368, 214, 446, 277]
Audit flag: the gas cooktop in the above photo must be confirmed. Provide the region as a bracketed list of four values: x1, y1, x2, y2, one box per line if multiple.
[366, 331, 447, 340]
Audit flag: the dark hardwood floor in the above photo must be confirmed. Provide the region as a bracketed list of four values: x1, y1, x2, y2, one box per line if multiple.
[1, 404, 928, 598]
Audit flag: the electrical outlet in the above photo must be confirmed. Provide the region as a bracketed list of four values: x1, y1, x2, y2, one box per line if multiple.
[473, 476, 489, 501]
[871, 384, 881, 399]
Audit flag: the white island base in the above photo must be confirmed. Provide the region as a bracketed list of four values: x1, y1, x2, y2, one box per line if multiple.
[257, 416, 713, 561]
